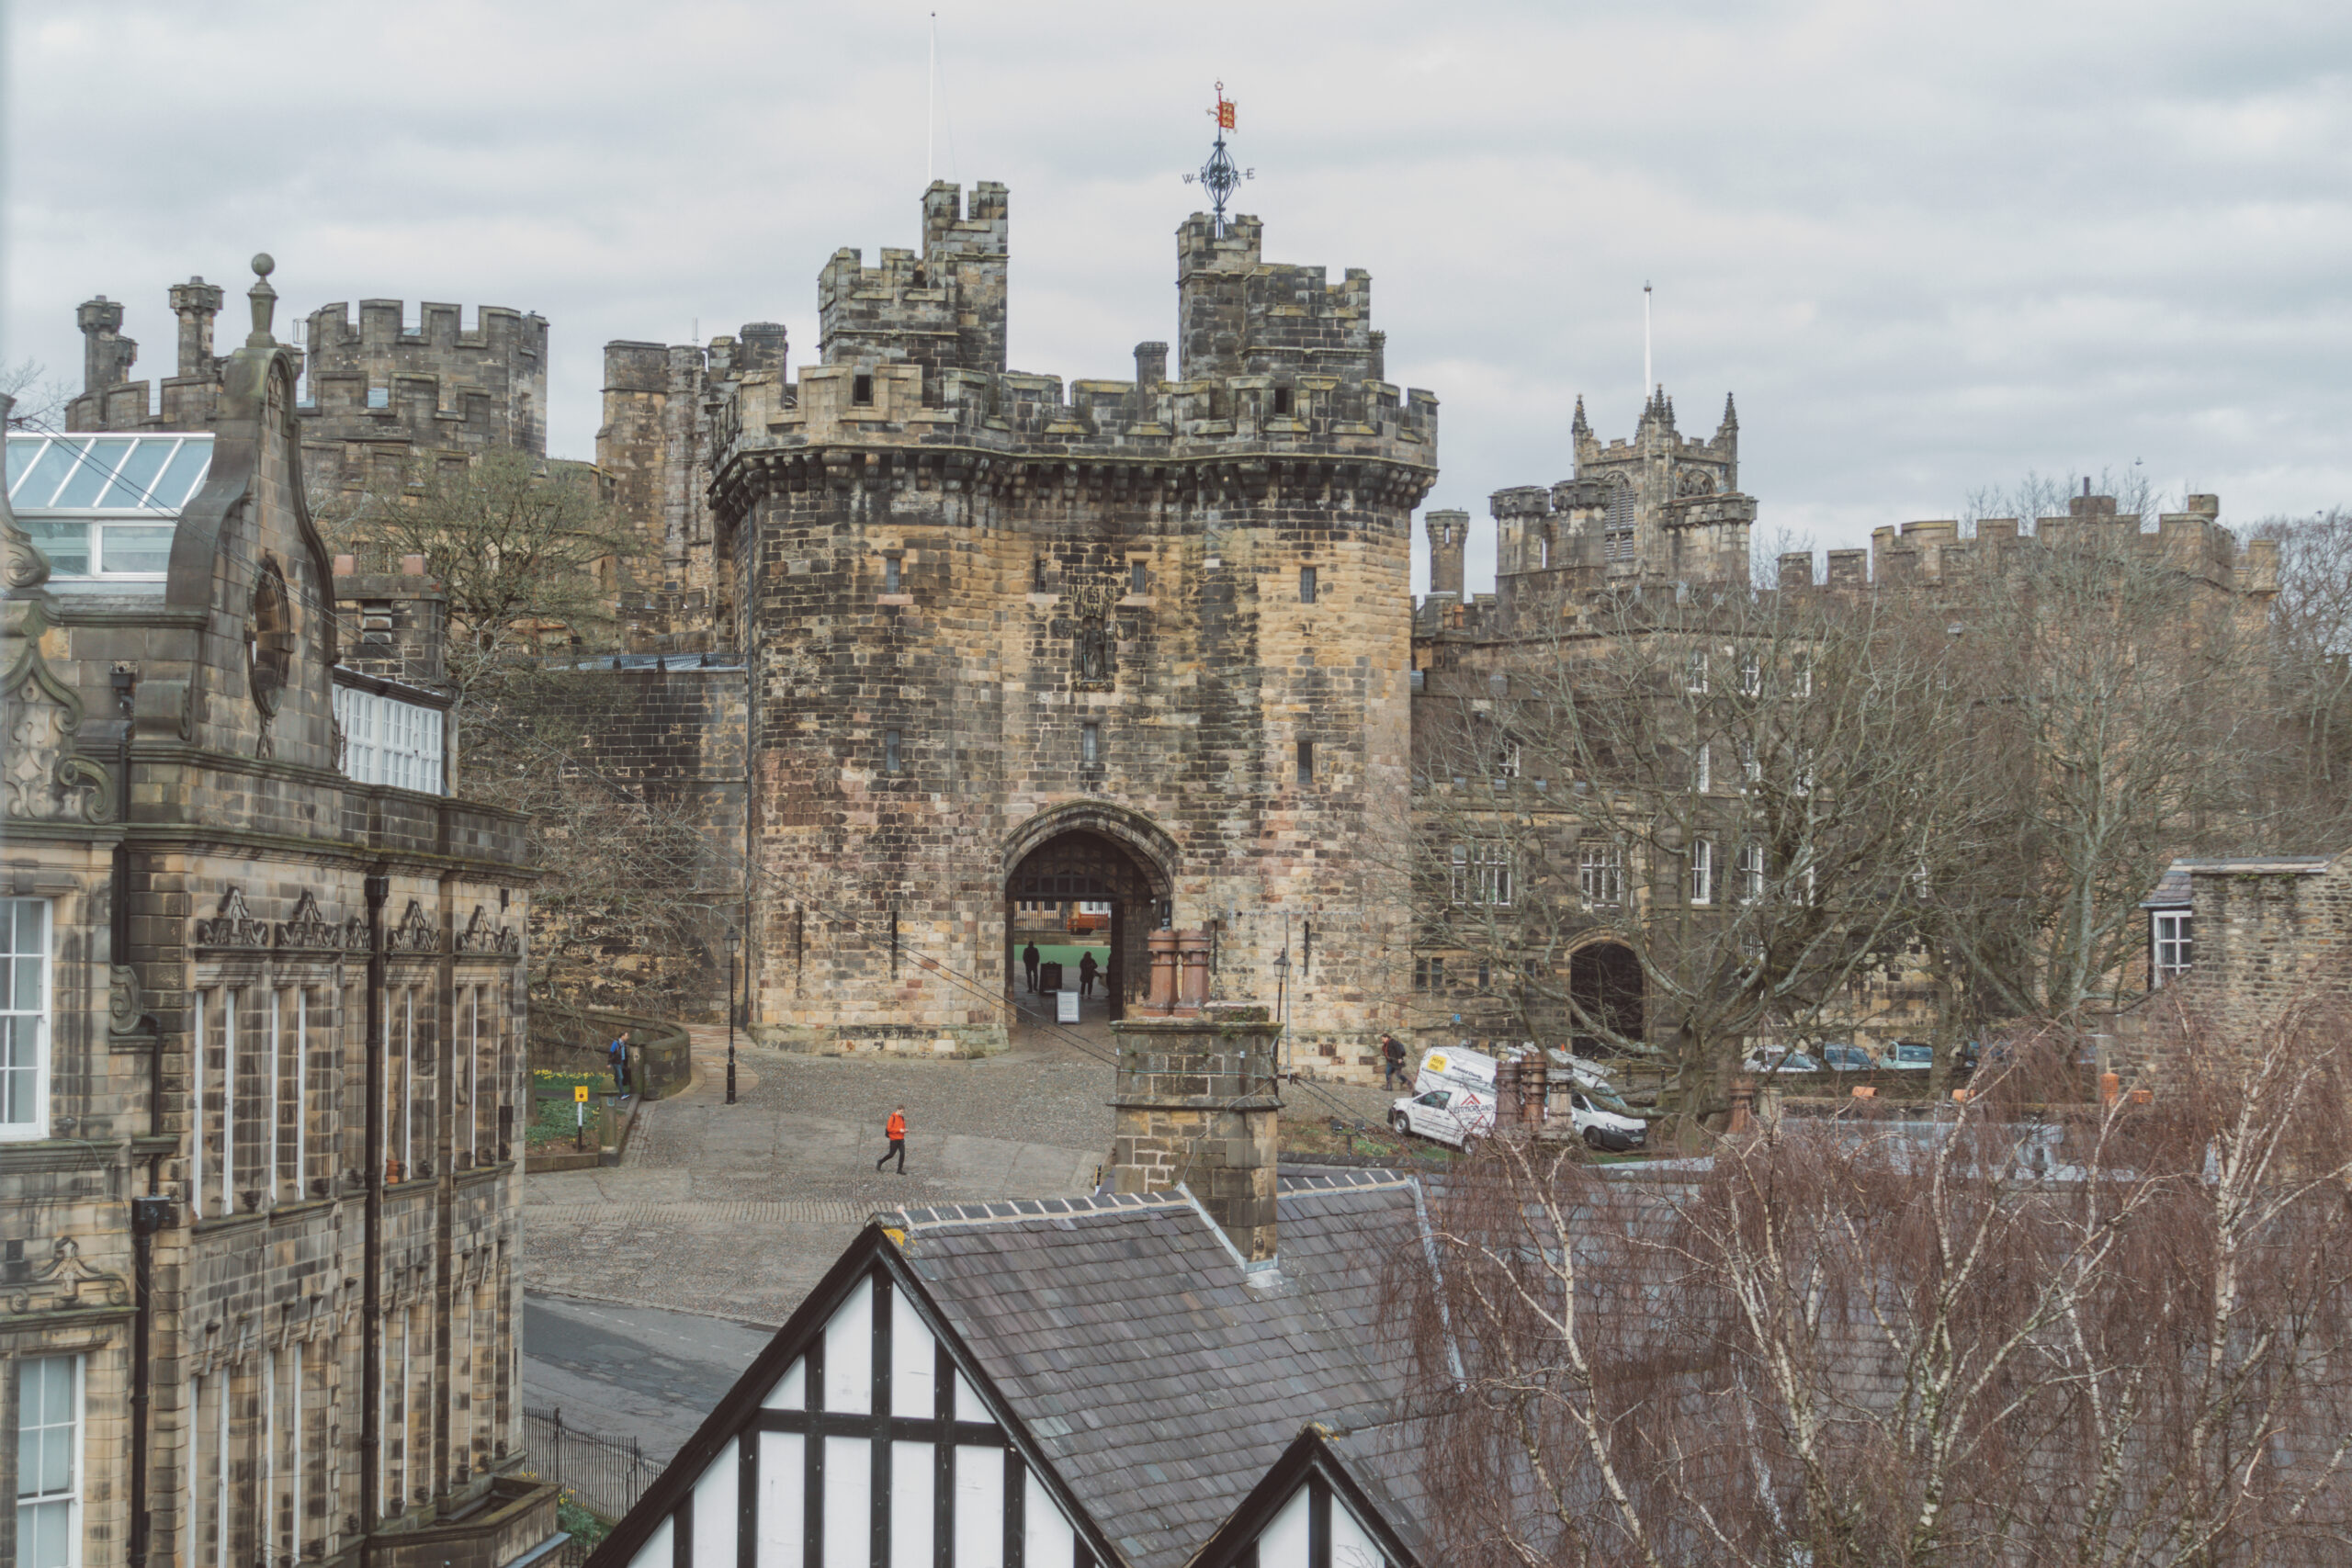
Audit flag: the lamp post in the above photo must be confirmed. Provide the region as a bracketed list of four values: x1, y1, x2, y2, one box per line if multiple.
[725, 928, 741, 1106]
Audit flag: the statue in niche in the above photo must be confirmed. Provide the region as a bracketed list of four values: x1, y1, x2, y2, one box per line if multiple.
[1078, 615, 1110, 683]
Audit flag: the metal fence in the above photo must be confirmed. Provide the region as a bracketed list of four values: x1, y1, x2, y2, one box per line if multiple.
[524, 1406, 662, 1524]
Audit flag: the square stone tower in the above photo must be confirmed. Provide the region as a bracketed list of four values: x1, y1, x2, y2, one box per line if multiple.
[707, 183, 1437, 1066]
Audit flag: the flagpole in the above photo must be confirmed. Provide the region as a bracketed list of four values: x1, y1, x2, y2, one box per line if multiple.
[926, 14, 937, 185]
[1643, 281, 1653, 403]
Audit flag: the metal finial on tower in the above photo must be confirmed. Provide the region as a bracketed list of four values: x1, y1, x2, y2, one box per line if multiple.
[1181, 81, 1254, 237]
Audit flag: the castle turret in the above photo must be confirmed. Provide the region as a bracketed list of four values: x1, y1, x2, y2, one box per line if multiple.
[299, 297, 549, 491]
[820, 181, 1009, 383]
[1427, 509, 1468, 599]
[169, 276, 224, 378]
[77, 296, 136, 394]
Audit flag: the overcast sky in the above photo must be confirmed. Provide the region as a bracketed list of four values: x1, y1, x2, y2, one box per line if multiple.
[7, 1, 2347, 593]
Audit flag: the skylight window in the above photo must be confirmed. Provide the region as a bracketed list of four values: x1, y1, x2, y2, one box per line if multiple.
[6, 434, 214, 581]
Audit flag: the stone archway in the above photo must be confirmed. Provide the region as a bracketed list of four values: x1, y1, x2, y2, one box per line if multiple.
[1567, 940, 1645, 1054]
[1003, 808, 1172, 1025]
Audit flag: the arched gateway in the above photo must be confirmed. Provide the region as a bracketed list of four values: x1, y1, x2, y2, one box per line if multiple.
[1003, 805, 1176, 1023]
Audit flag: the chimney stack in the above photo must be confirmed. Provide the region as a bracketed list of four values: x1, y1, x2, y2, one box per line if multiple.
[1109, 1004, 1283, 1266]
[1426, 509, 1468, 599]
[168, 276, 225, 378]
[77, 297, 136, 394]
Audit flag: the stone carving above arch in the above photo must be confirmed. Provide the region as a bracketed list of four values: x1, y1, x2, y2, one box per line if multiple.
[195, 886, 271, 949]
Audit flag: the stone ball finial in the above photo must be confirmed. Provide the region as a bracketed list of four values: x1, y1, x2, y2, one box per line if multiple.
[252, 253, 276, 279]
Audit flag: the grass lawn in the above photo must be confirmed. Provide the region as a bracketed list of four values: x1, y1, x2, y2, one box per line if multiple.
[1018, 942, 1110, 976]
[526, 1068, 613, 1148]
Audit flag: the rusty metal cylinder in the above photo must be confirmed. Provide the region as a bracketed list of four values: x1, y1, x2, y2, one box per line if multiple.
[1146, 929, 1180, 1014]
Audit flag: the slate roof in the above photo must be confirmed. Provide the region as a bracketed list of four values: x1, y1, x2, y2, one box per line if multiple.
[877, 1170, 1426, 1568]
[2140, 854, 2332, 908]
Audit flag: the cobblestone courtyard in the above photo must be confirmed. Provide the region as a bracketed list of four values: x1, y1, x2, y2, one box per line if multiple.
[522, 1017, 1117, 1324]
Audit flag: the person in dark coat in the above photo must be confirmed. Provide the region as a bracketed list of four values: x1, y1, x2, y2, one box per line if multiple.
[608, 1030, 631, 1094]
[1079, 951, 1100, 998]
[1022, 942, 1042, 992]
[1381, 1033, 1407, 1090]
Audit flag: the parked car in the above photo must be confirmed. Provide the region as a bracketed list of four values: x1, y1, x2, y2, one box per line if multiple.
[1819, 1044, 1875, 1072]
[1738, 1049, 1824, 1075]
[1563, 1089, 1647, 1152]
[1881, 1042, 1934, 1071]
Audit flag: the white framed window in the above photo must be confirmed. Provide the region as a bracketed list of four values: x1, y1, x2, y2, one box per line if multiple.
[1579, 843, 1625, 907]
[1737, 843, 1767, 903]
[2153, 911, 2192, 984]
[333, 684, 446, 795]
[16, 1355, 83, 1568]
[1738, 650, 1763, 696]
[1451, 844, 1513, 907]
[1685, 650, 1709, 694]
[1739, 739, 1761, 787]
[1692, 743, 1710, 794]
[0, 900, 51, 1140]
[1690, 840, 1713, 906]
[1791, 651, 1813, 697]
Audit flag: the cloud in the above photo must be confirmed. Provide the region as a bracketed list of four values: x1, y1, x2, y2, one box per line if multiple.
[7, 0, 2348, 597]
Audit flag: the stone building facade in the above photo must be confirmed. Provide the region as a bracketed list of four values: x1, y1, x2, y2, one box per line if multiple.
[4, 261, 552, 1567]
[672, 186, 1436, 1061]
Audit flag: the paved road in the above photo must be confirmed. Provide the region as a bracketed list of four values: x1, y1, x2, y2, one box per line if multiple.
[522, 1294, 775, 1462]
[522, 1016, 1114, 1325]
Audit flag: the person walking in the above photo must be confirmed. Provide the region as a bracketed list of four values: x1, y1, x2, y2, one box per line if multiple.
[1022, 942, 1041, 993]
[1381, 1033, 1407, 1091]
[607, 1029, 631, 1095]
[1078, 950, 1099, 998]
[875, 1105, 908, 1174]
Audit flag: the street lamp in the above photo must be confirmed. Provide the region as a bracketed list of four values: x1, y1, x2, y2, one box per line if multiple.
[725, 928, 741, 1105]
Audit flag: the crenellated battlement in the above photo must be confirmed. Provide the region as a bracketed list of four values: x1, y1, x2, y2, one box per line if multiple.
[62, 279, 232, 433]
[712, 184, 1435, 519]
[820, 181, 1010, 380]
[298, 298, 549, 484]
[1769, 493, 2278, 603]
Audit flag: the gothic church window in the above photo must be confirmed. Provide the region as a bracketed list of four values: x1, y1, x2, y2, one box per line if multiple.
[1605, 478, 1637, 561]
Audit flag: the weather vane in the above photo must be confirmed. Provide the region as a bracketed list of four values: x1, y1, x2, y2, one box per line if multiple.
[1181, 81, 1254, 236]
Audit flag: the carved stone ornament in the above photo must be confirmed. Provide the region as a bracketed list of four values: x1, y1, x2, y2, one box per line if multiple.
[453, 904, 518, 956]
[3, 633, 114, 826]
[1676, 465, 1718, 498]
[385, 898, 440, 955]
[4, 1236, 130, 1315]
[194, 886, 271, 949]
[276, 890, 344, 951]
[108, 964, 145, 1036]
[1047, 577, 1141, 693]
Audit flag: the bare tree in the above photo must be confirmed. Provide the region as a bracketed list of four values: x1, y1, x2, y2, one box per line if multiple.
[2249, 509, 2352, 843]
[1410, 581, 1996, 1124]
[1395, 1005, 2352, 1567]
[1923, 525, 2274, 1025]
[1, 359, 68, 432]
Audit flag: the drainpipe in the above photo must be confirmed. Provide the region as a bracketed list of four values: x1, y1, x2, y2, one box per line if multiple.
[360, 871, 390, 1562]
[126, 1194, 170, 1568]
[115, 664, 171, 1568]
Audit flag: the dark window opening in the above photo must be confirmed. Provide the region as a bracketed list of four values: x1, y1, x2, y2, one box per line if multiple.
[883, 556, 901, 593]
[1300, 565, 1318, 604]
[884, 728, 903, 773]
[1296, 739, 1315, 784]
[1130, 560, 1148, 594]
[1413, 954, 1445, 991]
[1477, 959, 1491, 989]
[1272, 386, 1294, 416]
[1081, 723, 1101, 766]
[1033, 557, 1047, 592]
[853, 373, 874, 406]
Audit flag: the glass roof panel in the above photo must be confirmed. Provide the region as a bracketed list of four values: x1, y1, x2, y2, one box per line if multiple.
[98, 439, 173, 507]
[14, 441, 82, 507]
[52, 438, 134, 507]
[2, 434, 215, 513]
[154, 438, 211, 506]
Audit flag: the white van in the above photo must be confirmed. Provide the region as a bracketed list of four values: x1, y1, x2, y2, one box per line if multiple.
[1388, 1047, 1498, 1148]
[1388, 1045, 1648, 1153]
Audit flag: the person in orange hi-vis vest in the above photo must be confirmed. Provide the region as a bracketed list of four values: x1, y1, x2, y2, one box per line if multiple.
[876, 1105, 908, 1173]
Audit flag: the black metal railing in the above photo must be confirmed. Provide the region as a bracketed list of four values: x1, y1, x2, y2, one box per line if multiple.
[523, 1406, 662, 1524]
